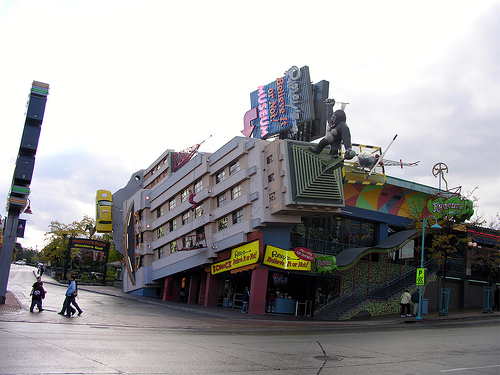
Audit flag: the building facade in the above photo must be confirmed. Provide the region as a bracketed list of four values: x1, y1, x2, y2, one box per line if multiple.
[112, 136, 456, 317]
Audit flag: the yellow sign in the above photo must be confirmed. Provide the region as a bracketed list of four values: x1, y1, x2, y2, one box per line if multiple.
[211, 241, 259, 275]
[263, 245, 311, 271]
[416, 268, 425, 286]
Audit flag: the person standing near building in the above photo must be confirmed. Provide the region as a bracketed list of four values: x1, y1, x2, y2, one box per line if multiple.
[493, 286, 499, 311]
[411, 290, 420, 316]
[267, 288, 276, 313]
[241, 287, 250, 313]
[29, 276, 45, 312]
[400, 290, 412, 317]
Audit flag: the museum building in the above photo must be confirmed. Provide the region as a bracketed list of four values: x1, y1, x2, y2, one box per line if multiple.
[111, 135, 451, 318]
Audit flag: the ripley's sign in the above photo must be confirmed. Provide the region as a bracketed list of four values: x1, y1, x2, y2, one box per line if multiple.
[263, 245, 311, 271]
[243, 66, 315, 139]
[211, 241, 259, 275]
[427, 196, 474, 222]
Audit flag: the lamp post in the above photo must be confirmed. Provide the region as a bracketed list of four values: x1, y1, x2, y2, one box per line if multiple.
[415, 215, 442, 320]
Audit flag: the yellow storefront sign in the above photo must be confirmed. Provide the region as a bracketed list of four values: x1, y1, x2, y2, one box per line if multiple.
[211, 240, 259, 275]
[263, 245, 311, 271]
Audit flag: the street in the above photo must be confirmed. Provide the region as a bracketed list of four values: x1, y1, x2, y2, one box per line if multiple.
[1, 265, 499, 375]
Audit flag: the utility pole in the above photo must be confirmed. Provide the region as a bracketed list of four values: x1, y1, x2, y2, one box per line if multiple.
[0, 81, 49, 304]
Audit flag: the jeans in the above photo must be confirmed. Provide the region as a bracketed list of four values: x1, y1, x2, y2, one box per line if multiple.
[241, 301, 248, 313]
[30, 299, 42, 312]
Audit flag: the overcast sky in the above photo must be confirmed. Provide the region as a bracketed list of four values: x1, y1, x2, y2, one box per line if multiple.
[1, 0, 499, 250]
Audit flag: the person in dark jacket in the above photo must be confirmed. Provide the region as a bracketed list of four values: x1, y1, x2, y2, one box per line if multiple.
[411, 290, 420, 316]
[241, 287, 250, 313]
[30, 277, 46, 312]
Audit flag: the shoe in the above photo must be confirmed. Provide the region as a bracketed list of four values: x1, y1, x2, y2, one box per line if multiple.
[78, 311, 83, 316]
[71, 310, 76, 316]
[401, 315, 405, 318]
[30, 309, 33, 313]
[407, 314, 412, 317]
[58, 312, 64, 315]
[39, 309, 44, 312]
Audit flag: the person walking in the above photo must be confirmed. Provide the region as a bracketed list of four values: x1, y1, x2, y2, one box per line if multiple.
[493, 286, 499, 311]
[29, 276, 46, 312]
[241, 287, 250, 313]
[411, 290, 420, 316]
[58, 275, 82, 317]
[400, 290, 412, 317]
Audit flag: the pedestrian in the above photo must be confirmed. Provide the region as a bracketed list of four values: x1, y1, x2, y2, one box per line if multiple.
[241, 287, 249, 313]
[267, 288, 276, 313]
[29, 276, 46, 312]
[400, 290, 412, 317]
[493, 286, 499, 311]
[58, 275, 83, 317]
[411, 290, 420, 316]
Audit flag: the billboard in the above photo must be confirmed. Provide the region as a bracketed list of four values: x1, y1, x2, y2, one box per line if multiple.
[244, 66, 315, 139]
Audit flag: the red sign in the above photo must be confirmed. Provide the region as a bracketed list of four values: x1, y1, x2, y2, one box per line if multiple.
[294, 247, 315, 261]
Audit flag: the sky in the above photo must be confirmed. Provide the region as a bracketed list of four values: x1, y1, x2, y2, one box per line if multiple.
[1, 0, 499, 250]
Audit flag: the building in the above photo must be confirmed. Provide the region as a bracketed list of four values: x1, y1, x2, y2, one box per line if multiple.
[112, 136, 489, 318]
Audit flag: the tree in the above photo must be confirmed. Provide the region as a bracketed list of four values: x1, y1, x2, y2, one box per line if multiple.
[41, 215, 117, 268]
[473, 246, 500, 286]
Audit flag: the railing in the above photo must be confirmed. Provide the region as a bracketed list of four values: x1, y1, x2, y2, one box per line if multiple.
[289, 235, 362, 256]
[176, 233, 207, 251]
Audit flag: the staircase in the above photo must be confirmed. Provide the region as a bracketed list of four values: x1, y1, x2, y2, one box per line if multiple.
[314, 260, 437, 320]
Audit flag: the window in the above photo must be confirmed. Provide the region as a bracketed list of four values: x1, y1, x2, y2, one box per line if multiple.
[181, 188, 189, 203]
[269, 192, 276, 201]
[231, 184, 242, 200]
[158, 246, 165, 259]
[169, 219, 177, 232]
[182, 211, 190, 225]
[194, 179, 203, 193]
[156, 206, 164, 219]
[195, 203, 203, 218]
[170, 241, 177, 254]
[232, 209, 243, 224]
[217, 193, 226, 207]
[157, 226, 165, 239]
[169, 198, 176, 211]
[216, 169, 226, 184]
[266, 155, 273, 164]
[229, 160, 240, 176]
[268, 173, 275, 183]
[182, 236, 191, 249]
[218, 217, 228, 231]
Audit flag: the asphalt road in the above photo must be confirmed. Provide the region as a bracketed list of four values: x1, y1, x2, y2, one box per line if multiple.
[1, 265, 499, 375]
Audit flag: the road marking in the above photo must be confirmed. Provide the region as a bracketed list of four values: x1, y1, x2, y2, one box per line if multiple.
[440, 364, 500, 372]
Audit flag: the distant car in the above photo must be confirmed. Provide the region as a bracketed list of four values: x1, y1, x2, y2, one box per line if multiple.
[96, 189, 113, 233]
[14, 260, 25, 265]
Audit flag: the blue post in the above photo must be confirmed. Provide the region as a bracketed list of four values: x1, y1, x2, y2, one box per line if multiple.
[416, 215, 441, 321]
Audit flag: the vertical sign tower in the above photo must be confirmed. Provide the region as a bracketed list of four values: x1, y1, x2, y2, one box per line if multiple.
[0, 81, 49, 304]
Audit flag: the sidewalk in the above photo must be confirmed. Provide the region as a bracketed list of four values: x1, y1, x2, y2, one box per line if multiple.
[2, 280, 500, 325]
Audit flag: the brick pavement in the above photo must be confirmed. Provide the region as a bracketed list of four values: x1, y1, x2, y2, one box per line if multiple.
[0, 291, 21, 313]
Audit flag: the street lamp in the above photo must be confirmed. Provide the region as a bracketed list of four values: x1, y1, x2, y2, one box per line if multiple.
[23, 198, 33, 214]
[415, 215, 442, 320]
